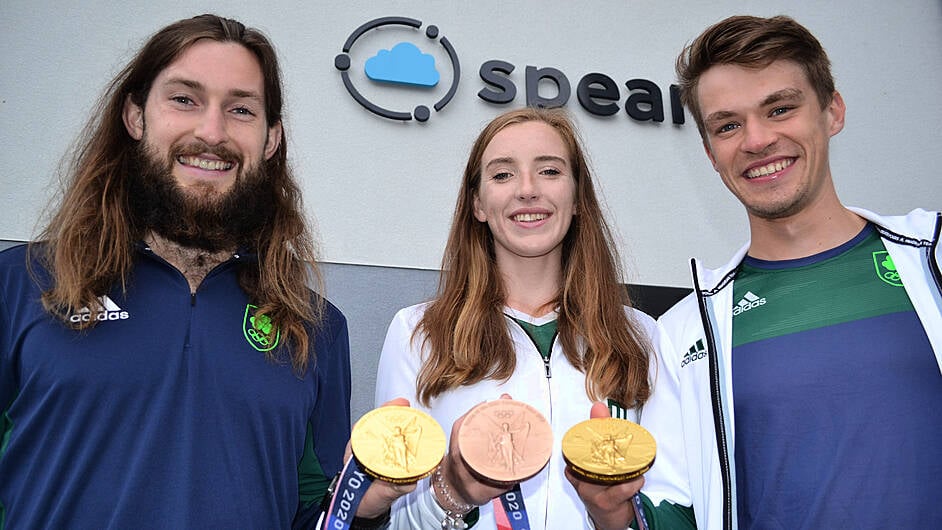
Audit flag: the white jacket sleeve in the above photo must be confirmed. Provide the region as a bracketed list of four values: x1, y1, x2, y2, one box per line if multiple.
[636, 315, 693, 508]
[373, 305, 425, 408]
[374, 305, 453, 529]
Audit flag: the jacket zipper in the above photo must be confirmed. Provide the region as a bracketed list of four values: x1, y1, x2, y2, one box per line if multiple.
[690, 214, 941, 530]
[691, 258, 733, 530]
[139, 245, 243, 300]
[927, 213, 942, 295]
[543, 333, 558, 528]
[512, 317, 556, 528]
[875, 214, 942, 298]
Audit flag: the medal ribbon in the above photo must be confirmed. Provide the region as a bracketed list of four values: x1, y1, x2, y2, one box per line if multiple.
[320, 458, 374, 530]
[631, 493, 650, 530]
[491, 483, 530, 530]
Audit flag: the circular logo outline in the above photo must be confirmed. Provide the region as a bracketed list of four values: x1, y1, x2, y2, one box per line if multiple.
[334, 16, 460, 122]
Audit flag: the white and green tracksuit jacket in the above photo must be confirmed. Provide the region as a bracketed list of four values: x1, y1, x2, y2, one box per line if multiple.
[657, 208, 942, 530]
[375, 303, 695, 530]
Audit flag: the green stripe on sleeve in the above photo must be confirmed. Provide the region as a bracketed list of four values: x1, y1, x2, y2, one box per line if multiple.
[630, 492, 696, 530]
[297, 422, 330, 508]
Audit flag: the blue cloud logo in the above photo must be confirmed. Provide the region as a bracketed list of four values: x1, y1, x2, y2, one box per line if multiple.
[365, 42, 439, 87]
[335, 16, 460, 122]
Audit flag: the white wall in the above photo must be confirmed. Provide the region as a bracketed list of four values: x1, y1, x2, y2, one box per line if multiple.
[2, 0, 940, 287]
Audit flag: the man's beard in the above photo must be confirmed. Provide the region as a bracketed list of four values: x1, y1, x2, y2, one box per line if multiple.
[127, 140, 275, 252]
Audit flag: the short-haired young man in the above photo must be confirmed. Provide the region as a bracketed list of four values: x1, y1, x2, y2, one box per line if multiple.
[660, 14, 941, 530]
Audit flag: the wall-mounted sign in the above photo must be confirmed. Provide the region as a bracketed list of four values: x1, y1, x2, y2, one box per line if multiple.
[334, 16, 460, 122]
[335, 16, 684, 125]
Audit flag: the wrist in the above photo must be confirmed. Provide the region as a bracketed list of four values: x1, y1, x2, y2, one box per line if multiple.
[350, 508, 390, 530]
[431, 464, 474, 529]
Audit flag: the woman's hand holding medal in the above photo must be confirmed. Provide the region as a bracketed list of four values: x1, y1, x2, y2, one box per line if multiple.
[334, 394, 657, 530]
[564, 402, 656, 530]
[433, 394, 553, 529]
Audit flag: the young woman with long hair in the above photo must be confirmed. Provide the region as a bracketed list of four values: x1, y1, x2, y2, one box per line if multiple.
[372, 107, 694, 529]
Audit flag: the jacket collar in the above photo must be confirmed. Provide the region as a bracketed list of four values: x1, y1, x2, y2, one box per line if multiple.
[693, 207, 938, 293]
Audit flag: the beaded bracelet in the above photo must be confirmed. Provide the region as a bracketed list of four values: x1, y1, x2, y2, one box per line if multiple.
[431, 465, 474, 529]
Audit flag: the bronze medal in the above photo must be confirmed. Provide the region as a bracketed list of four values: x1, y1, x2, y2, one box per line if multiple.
[457, 399, 553, 484]
[562, 417, 656, 483]
[350, 406, 446, 484]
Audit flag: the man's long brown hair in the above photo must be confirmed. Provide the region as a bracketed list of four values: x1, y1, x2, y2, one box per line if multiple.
[415, 108, 651, 409]
[33, 14, 322, 372]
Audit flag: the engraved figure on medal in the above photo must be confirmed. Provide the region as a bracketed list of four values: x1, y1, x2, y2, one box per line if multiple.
[489, 419, 530, 473]
[588, 428, 633, 470]
[381, 415, 422, 472]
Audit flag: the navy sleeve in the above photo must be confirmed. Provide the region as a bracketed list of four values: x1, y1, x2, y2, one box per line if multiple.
[295, 299, 351, 522]
[0, 247, 30, 432]
[311, 299, 352, 477]
[0, 268, 15, 424]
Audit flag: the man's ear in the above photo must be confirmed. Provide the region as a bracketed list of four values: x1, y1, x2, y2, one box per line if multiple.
[827, 91, 846, 138]
[264, 121, 283, 160]
[123, 95, 144, 140]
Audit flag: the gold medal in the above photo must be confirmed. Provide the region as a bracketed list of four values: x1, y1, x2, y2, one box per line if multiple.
[562, 417, 656, 483]
[457, 399, 553, 484]
[350, 406, 446, 484]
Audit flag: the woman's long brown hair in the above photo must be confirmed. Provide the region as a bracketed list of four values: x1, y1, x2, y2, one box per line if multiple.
[32, 14, 322, 372]
[415, 108, 651, 409]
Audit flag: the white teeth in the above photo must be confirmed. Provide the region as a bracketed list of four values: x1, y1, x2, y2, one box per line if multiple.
[514, 213, 548, 222]
[746, 158, 793, 178]
[177, 156, 233, 171]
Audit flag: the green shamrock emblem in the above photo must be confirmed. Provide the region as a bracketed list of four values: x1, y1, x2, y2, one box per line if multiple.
[243, 304, 280, 352]
[251, 314, 273, 336]
[873, 251, 903, 287]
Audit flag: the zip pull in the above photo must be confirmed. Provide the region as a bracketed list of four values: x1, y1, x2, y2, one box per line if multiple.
[543, 356, 552, 379]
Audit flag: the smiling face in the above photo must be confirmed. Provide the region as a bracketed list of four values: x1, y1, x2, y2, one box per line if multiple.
[697, 60, 845, 221]
[473, 120, 577, 269]
[122, 39, 282, 200]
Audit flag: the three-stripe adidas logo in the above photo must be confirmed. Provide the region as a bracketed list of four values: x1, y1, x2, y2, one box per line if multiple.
[732, 290, 766, 316]
[681, 338, 707, 368]
[69, 295, 130, 323]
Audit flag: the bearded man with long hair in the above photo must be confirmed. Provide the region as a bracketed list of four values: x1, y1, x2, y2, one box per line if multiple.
[0, 14, 351, 528]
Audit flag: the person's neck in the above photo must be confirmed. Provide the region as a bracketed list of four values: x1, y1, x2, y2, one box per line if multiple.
[746, 198, 865, 261]
[145, 232, 235, 293]
[498, 253, 562, 317]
